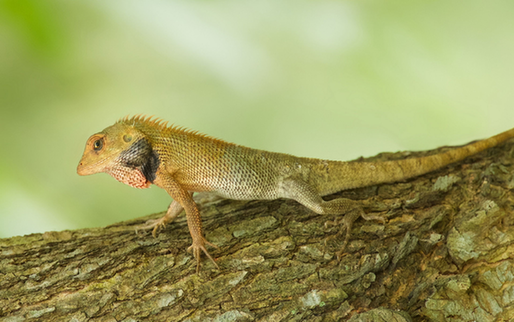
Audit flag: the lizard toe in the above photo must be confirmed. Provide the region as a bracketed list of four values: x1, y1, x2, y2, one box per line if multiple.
[188, 239, 220, 272]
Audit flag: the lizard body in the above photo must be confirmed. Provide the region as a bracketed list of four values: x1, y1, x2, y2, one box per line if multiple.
[77, 115, 514, 271]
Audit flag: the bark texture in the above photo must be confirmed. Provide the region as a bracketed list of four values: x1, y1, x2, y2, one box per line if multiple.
[2, 140, 514, 322]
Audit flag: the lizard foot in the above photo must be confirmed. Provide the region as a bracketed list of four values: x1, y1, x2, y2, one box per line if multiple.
[324, 208, 368, 260]
[135, 201, 185, 237]
[135, 217, 169, 238]
[188, 238, 220, 273]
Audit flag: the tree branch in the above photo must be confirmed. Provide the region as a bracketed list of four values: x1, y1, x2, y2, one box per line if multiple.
[2, 140, 514, 321]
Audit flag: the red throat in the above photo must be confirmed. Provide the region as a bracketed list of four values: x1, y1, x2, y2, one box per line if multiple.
[108, 166, 151, 189]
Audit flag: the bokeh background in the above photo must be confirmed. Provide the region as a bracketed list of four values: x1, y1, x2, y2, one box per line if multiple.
[1, 0, 513, 238]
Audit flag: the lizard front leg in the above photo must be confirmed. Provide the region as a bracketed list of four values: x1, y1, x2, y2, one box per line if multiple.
[153, 171, 219, 272]
[136, 195, 190, 237]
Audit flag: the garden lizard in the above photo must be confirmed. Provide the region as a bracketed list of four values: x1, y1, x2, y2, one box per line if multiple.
[77, 115, 514, 272]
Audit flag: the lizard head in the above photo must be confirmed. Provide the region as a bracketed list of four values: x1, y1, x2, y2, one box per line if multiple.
[77, 122, 159, 189]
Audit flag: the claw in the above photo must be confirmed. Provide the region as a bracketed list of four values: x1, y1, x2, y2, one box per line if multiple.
[188, 238, 220, 273]
[135, 201, 185, 237]
[324, 208, 365, 260]
[135, 217, 168, 237]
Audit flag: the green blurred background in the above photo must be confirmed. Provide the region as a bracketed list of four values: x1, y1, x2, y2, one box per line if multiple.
[1, 0, 513, 238]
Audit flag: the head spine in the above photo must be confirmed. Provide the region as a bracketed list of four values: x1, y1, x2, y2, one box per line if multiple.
[118, 114, 229, 144]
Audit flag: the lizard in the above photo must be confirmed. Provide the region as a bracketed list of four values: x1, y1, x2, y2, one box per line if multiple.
[77, 115, 514, 272]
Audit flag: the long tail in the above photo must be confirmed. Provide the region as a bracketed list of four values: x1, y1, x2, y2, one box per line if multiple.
[314, 127, 514, 196]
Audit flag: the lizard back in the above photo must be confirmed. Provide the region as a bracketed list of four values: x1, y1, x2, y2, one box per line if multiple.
[122, 116, 514, 199]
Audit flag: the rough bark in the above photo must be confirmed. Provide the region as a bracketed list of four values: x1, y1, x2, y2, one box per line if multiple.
[2, 140, 514, 322]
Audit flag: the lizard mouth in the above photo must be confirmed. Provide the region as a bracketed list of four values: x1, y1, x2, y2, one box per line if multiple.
[77, 162, 94, 176]
[77, 159, 106, 176]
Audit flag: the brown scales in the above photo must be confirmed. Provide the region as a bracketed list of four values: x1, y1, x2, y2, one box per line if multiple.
[78, 115, 514, 273]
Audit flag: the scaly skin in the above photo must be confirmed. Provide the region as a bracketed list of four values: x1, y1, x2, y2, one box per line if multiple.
[77, 115, 514, 272]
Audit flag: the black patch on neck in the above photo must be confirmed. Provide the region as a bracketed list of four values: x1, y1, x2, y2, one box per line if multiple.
[141, 150, 160, 183]
[119, 138, 160, 183]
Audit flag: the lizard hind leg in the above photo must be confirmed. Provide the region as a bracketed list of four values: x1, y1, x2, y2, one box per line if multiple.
[281, 178, 366, 257]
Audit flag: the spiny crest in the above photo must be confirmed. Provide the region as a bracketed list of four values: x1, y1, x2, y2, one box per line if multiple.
[118, 114, 170, 131]
[117, 115, 229, 144]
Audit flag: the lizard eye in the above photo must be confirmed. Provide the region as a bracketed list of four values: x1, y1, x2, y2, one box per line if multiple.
[123, 134, 132, 143]
[93, 139, 104, 151]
